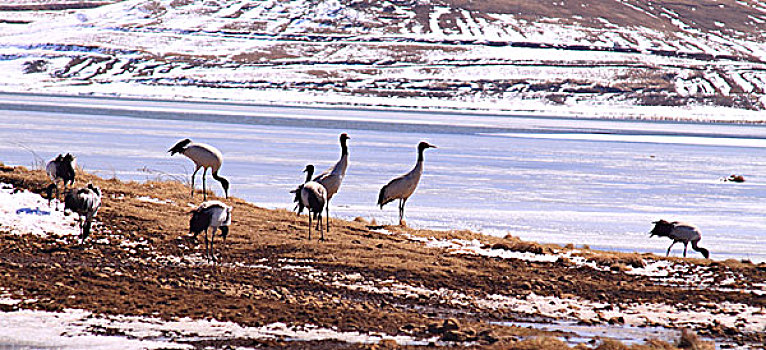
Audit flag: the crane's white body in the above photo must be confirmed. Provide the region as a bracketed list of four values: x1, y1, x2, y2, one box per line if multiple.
[199, 200, 232, 229]
[301, 182, 327, 210]
[181, 143, 224, 172]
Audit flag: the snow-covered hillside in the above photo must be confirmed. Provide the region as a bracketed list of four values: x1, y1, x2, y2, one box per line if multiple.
[2, 0, 766, 119]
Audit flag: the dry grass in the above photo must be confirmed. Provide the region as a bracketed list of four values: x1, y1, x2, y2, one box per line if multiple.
[0, 165, 761, 348]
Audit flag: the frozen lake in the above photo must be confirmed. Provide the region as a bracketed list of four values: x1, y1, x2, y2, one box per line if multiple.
[2, 93, 765, 262]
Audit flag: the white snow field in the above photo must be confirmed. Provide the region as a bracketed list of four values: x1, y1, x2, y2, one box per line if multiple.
[1, 95, 765, 263]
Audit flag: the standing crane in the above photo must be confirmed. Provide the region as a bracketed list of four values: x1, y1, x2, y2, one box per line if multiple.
[377, 141, 437, 226]
[168, 139, 229, 201]
[64, 183, 101, 243]
[313, 133, 349, 232]
[189, 200, 232, 262]
[650, 220, 710, 259]
[45, 153, 76, 204]
[292, 164, 328, 240]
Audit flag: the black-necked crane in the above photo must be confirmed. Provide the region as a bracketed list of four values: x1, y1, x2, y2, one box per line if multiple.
[168, 139, 229, 201]
[292, 164, 328, 240]
[650, 220, 710, 259]
[377, 141, 436, 226]
[189, 200, 232, 262]
[45, 153, 76, 204]
[292, 164, 315, 214]
[312, 133, 349, 232]
[64, 183, 101, 244]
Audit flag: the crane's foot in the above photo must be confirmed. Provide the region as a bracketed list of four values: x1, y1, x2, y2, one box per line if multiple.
[399, 219, 407, 227]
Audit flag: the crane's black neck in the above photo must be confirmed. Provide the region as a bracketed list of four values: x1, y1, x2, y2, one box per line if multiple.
[304, 167, 314, 183]
[340, 138, 348, 156]
[417, 147, 425, 163]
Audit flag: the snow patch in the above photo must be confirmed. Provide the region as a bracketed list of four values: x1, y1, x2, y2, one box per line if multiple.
[0, 183, 79, 237]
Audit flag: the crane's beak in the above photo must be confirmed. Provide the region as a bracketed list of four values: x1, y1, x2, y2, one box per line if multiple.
[429, 144, 438, 149]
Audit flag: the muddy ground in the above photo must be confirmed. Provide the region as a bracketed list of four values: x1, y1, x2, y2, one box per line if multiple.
[0, 165, 763, 349]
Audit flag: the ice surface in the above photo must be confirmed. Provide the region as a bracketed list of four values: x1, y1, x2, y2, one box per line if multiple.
[2, 103, 766, 263]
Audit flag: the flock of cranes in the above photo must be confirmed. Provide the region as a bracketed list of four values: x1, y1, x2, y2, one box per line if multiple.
[42, 132, 709, 261]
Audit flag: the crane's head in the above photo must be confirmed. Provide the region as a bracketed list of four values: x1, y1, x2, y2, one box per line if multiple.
[62, 153, 76, 162]
[649, 219, 674, 238]
[302, 164, 315, 182]
[86, 183, 101, 197]
[340, 133, 350, 142]
[418, 141, 437, 151]
[168, 139, 192, 155]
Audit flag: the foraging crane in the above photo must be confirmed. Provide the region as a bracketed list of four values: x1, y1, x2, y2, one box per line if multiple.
[168, 139, 229, 201]
[64, 183, 101, 244]
[312, 133, 349, 232]
[189, 200, 232, 262]
[650, 220, 710, 259]
[377, 141, 437, 226]
[292, 164, 328, 240]
[45, 153, 76, 204]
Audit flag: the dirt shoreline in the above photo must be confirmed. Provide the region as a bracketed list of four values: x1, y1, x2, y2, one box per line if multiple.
[0, 164, 763, 349]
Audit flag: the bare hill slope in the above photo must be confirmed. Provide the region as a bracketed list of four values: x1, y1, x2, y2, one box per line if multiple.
[1, 0, 766, 118]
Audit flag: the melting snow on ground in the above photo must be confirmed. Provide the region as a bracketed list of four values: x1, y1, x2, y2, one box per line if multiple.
[0, 183, 79, 237]
[0, 308, 435, 349]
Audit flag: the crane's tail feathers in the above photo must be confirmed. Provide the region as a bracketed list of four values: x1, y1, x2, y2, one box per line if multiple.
[377, 185, 392, 209]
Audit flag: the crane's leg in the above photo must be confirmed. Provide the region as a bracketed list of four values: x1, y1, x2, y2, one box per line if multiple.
[204, 228, 210, 262]
[325, 200, 330, 232]
[683, 242, 688, 257]
[319, 212, 325, 241]
[308, 211, 312, 240]
[403, 198, 408, 224]
[666, 241, 676, 257]
[191, 166, 200, 197]
[78, 217, 84, 244]
[397, 199, 403, 225]
[202, 168, 208, 201]
[210, 227, 218, 263]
